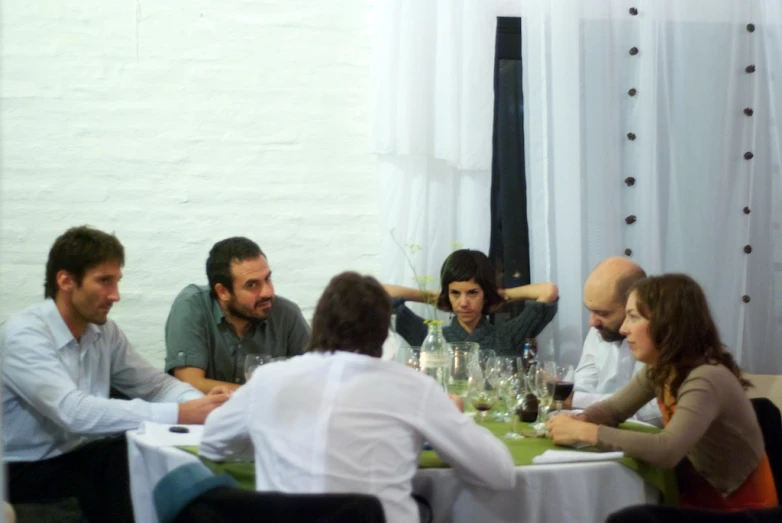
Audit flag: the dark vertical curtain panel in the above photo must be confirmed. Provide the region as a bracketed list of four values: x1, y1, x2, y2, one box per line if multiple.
[490, 17, 529, 317]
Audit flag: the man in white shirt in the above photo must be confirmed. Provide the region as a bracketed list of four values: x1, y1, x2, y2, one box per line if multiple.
[201, 271, 516, 523]
[565, 257, 663, 427]
[2, 226, 230, 523]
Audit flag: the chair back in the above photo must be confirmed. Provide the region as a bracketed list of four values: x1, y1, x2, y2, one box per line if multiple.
[750, 397, 782, 504]
[172, 486, 385, 523]
[606, 504, 782, 523]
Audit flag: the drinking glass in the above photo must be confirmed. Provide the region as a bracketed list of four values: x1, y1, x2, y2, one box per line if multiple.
[447, 342, 478, 399]
[476, 349, 497, 372]
[244, 354, 273, 380]
[542, 361, 575, 414]
[487, 357, 515, 422]
[526, 361, 551, 433]
[467, 361, 497, 423]
[396, 346, 421, 370]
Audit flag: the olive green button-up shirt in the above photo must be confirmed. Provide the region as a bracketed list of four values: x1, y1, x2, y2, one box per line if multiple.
[164, 285, 310, 384]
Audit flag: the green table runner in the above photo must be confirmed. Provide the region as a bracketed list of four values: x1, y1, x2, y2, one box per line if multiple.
[180, 420, 677, 505]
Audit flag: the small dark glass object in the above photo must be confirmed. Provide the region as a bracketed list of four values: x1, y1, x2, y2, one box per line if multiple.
[547, 381, 575, 402]
[517, 394, 539, 423]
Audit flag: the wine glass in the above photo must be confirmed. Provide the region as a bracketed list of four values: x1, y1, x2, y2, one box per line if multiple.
[487, 357, 514, 422]
[467, 360, 497, 423]
[476, 349, 497, 372]
[526, 361, 551, 433]
[447, 342, 478, 399]
[396, 346, 421, 370]
[244, 354, 273, 381]
[542, 361, 575, 414]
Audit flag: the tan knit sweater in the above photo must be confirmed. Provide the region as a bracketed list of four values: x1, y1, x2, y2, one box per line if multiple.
[583, 363, 764, 495]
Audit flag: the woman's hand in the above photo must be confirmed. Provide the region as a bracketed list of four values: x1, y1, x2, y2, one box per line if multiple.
[546, 413, 599, 446]
[499, 282, 559, 304]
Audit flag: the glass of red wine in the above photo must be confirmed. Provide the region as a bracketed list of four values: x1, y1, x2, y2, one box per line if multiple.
[467, 360, 497, 423]
[543, 362, 575, 414]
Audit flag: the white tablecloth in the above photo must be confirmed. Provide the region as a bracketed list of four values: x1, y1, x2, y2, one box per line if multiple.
[127, 425, 659, 523]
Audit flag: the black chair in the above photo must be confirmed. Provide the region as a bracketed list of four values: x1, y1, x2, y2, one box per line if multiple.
[750, 397, 782, 503]
[606, 504, 782, 523]
[171, 486, 386, 523]
[153, 462, 385, 523]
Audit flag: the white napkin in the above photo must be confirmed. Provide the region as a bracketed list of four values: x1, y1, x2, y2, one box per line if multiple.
[532, 449, 624, 464]
[136, 421, 204, 446]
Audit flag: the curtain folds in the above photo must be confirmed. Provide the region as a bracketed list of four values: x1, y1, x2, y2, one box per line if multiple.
[372, 0, 520, 306]
[522, 0, 782, 372]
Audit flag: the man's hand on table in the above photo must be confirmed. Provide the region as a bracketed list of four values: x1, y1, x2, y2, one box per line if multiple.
[178, 390, 231, 424]
[208, 385, 235, 397]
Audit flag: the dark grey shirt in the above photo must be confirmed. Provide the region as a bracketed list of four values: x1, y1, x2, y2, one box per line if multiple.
[391, 298, 558, 356]
[164, 285, 310, 384]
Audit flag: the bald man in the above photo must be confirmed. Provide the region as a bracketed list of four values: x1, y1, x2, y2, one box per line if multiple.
[567, 257, 663, 427]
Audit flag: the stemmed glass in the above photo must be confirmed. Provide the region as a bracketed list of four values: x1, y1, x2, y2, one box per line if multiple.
[244, 354, 273, 381]
[476, 349, 497, 372]
[467, 358, 497, 423]
[396, 346, 421, 370]
[542, 361, 575, 414]
[487, 357, 515, 422]
[447, 342, 479, 400]
[526, 361, 551, 433]
[498, 357, 524, 440]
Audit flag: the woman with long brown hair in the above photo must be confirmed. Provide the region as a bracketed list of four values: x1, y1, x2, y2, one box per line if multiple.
[547, 273, 777, 510]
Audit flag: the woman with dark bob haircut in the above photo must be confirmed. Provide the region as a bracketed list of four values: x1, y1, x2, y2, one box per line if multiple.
[384, 249, 559, 355]
[200, 272, 517, 523]
[547, 274, 778, 510]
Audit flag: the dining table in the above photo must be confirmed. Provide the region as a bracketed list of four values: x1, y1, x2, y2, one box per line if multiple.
[127, 418, 674, 523]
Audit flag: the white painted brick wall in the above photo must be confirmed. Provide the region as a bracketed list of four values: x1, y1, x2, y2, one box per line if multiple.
[0, 0, 379, 367]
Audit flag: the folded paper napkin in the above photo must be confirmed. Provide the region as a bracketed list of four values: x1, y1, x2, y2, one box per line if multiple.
[532, 449, 624, 464]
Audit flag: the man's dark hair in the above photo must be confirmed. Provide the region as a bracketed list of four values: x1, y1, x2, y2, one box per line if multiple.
[44, 226, 125, 299]
[307, 272, 391, 358]
[436, 249, 502, 314]
[206, 237, 265, 299]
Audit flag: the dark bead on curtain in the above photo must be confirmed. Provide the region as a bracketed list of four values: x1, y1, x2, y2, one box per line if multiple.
[629, 7, 638, 16]
[625, 215, 637, 225]
[744, 207, 751, 214]
[745, 64, 756, 73]
[629, 47, 639, 56]
[744, 108, 754, 116]
[628, 88, 637, 96]
[744, 245, 752, 254]
[624, 177, 636, 186]
[744, 151, 754, 160]
[742, 295, 751, 303]
[624, 248, 633, 256]
[747, 24, 756, 33]
[627, 132, 636, 141]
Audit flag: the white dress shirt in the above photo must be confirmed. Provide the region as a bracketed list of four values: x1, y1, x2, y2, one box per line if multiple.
[2, 299, 203, 462]
[201, 351, 516, 523]
[572, 328, 663, 427]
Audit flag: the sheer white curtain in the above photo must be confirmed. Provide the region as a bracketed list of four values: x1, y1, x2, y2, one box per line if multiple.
[523, 0, 782, 372]
[371, 0, 519, 303]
